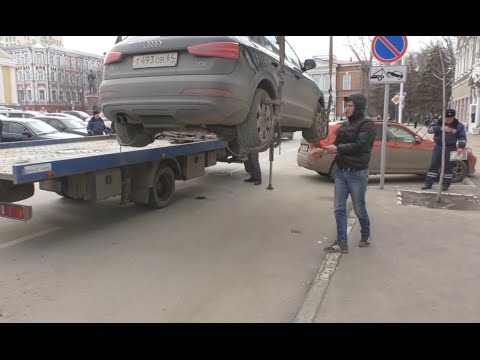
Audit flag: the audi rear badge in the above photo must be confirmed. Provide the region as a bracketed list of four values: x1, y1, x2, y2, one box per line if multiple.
[144, 40, 161, 48]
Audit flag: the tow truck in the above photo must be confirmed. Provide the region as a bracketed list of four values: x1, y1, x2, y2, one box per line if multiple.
[0, 135, 229, 221]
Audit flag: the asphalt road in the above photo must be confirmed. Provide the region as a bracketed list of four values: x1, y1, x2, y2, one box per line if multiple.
[0, 135, 341, 322]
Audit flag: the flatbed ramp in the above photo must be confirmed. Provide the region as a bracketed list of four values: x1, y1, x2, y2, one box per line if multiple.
[0, 137, 227, 184]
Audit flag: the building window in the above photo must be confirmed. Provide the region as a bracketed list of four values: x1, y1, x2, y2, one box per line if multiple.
[73, 92, 78, 101]
[35, 53, 44, 64]
[25, 71, 31, 81]
[343, 74, 351, 90]
[16, 55, 22, 65]
[77, 59, 82, 69]
[39, 90, 45, 101]
[52, 90, 57, 101]
[59, 91, 64, 101]
[24, 54, 29, 65]
[49, 54, 54, 65]
[67, 73, 71, 83]
[59, 73, 64, 82]
[38, 70, 45, 81]
[18, 90, 24, 101]
[26, 90, 32, 101]
[17, 71, 24, 81]
[65, 57, 70, 68]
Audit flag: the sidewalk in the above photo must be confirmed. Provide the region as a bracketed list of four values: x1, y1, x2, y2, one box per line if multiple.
[313, 185, 480, 323]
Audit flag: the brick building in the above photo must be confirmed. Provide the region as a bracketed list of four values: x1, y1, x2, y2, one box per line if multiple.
[335, 60, 363, 119]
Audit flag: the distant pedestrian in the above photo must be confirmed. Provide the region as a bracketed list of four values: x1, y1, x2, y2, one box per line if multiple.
[422, 109, 467, 191]
[321, 93, 376, 253]
[243, 151, 262, 185]
[87, 110, 108, 136]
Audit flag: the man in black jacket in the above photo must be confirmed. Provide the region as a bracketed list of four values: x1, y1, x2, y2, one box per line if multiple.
[322, 93, 376, 253]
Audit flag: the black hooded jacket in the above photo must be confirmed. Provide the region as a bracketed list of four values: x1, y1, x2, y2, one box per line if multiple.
[333, 93, 376, 170]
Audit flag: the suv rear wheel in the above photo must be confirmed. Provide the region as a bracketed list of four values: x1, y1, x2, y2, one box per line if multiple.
[303, 102, 329, 143]
[237, 89, 274, 152]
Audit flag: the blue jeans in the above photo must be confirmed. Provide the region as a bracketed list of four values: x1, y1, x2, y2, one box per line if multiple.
[334, 166, 370, 245]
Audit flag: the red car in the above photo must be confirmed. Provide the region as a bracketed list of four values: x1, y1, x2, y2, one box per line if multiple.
[297, 121, 477, 183]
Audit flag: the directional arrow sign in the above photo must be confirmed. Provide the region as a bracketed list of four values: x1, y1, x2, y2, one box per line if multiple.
[372, 36, 408, 64]
[369, 65, 407, 84]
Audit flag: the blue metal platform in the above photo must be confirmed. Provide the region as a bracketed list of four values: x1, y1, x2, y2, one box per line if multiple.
[0, 137, 227, 184]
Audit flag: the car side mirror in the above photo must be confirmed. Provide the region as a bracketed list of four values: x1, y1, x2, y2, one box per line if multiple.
[22, 131, 31, 137]
[303, 59, 316, 72]
[415, 135, 422, 143]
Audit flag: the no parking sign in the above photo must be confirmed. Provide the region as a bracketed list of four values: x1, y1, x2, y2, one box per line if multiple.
[372, 36, 408, 63]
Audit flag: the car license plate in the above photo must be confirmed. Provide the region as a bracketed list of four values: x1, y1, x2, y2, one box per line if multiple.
[301, 144, 309, 152]
[132, 52, 178, 69]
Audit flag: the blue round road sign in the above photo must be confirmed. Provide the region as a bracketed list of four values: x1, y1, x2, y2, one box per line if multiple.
[372, 36, 408, 63]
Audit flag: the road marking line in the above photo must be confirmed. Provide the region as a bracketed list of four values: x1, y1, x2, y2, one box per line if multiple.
[0, 227, 62, 250]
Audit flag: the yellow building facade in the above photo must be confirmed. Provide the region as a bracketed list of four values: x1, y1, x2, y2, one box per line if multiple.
[0, 48, 18, 106]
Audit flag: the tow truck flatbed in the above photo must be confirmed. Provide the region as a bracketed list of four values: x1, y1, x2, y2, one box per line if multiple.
[0, 136, 228, 221]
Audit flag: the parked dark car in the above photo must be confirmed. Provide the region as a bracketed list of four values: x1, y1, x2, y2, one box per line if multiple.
[34, 116, 89, 136]
[0, 109, 36, 118]
[62, 110, 91, 121]
[99, 36, 327, 149]
[1, 118, 83, 142]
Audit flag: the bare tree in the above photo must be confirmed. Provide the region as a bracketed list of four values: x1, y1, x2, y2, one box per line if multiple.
[346, 36, 391, 116]
[430, 40, 456, 202]
[346, 36, 375, 93]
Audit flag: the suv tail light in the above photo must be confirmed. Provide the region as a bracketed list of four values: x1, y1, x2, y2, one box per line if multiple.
[187, 42, 239, 60]
[104, 52, 123, 65]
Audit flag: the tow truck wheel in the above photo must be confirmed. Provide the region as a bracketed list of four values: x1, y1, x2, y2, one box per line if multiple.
[237, 88, 274, 152]
[116, 122, 155, 148]
[148, 165, 176, 209]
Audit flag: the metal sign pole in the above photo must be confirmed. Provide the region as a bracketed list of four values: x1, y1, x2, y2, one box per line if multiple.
[398, 57, 405, 123]
[380, 83, 390, 189]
